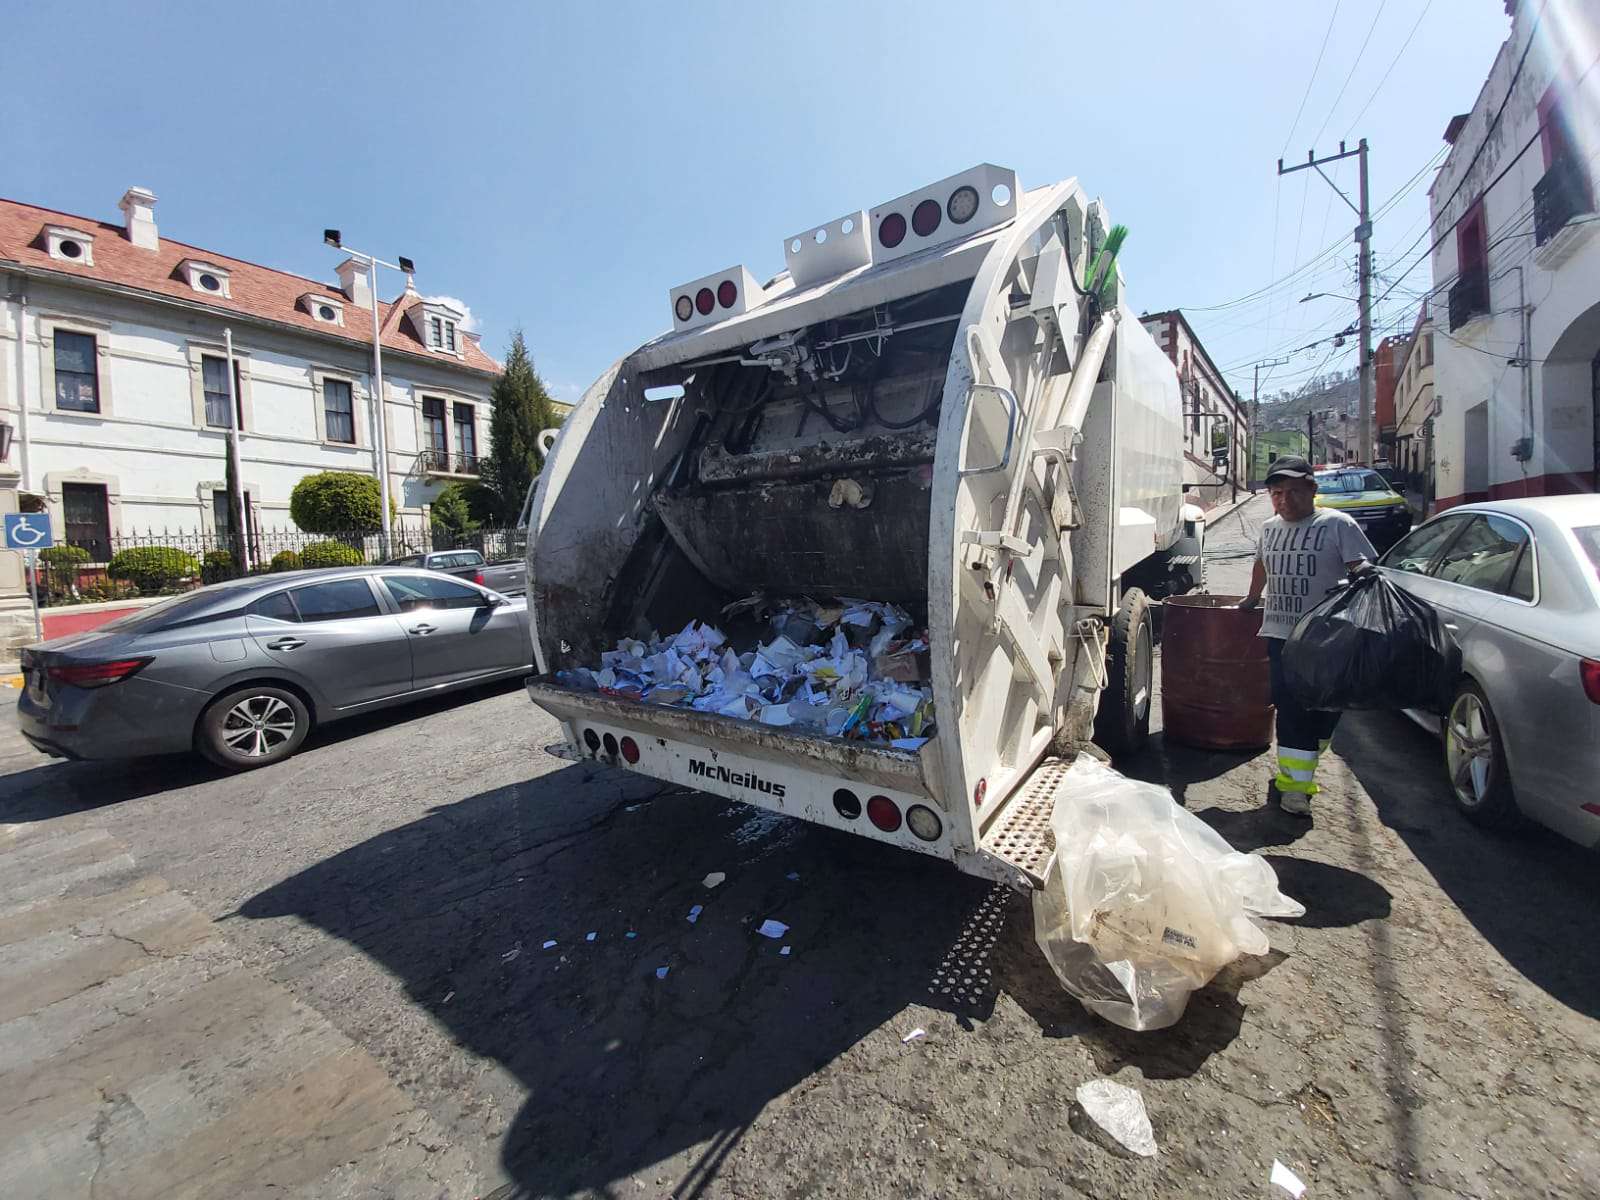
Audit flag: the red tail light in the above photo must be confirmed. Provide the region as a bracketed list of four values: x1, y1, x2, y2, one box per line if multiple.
[695, 287, 715, 315]
[716, 279, 738, 308]
[620, 736, 640, 764]
[47, 658, 151, 689]
[473, 570, 486, 586]
[1581, 659, 1600, 704]
[878, 212, 907, 248]
[866, 795, 902, 833]
[911, 198, 942, 238]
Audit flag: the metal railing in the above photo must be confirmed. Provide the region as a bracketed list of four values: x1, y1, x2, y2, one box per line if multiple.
[33, 522, 523, 607]
[418, 449, 482, 476]
[1447, 267, 1490, 332]
[1533, 155, 1593, 247]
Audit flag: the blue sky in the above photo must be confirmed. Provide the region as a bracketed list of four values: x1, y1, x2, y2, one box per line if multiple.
[6, 0, 1511, 402]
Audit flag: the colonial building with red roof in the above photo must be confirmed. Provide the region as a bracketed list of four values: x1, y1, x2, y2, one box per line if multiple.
[0, 186, 500, 571]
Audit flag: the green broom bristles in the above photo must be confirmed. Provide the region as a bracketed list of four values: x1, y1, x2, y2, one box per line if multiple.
[1085, 224, 1129, 298]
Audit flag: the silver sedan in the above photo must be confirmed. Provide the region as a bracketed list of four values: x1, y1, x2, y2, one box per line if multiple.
[18, 566, 530, 771]
[1379, 495, 1600, 848]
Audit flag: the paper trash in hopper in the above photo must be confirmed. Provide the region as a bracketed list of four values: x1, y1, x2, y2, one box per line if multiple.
[555, 595, 936, 749]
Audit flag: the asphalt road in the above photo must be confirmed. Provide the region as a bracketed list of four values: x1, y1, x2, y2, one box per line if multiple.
[2, 495, 1596, 1198]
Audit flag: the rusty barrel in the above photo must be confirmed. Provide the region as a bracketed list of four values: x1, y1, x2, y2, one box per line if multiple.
[1160, 594, 1273, 751]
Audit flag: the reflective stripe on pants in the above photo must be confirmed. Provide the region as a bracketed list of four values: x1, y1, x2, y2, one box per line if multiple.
[1275, 744, 1320, 795]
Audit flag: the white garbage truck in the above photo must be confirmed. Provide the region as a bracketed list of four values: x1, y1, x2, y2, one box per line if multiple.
[523, 164, 1204, 888]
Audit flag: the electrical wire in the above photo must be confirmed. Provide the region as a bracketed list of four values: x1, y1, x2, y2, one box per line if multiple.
[1280, 0, 1345, 157]
[1311, 0, 1389, 146]
[1342, 0, 1434, 138]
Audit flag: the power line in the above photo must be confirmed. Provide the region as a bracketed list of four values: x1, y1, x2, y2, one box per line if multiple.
[1280, 0, 1345, 157]
[1341, 0, 1435, 137]
[1311, 0, 1389, 146]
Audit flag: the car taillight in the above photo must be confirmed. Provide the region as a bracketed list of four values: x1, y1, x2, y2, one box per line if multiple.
[1581, 659, 1600, 704]
[866, 795, 902, 832]
[911, 198, 942, 238]
[47, 658, 151, 689]
[878, 212, 906, 248]
[695, 287, 715, 315]
[717, 279, 738, 308]
[472, 570, 485, 586]
[620, 736, 640, 764]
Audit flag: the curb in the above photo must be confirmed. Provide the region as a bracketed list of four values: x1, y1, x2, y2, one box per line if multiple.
[1201, 491, 1261, 528]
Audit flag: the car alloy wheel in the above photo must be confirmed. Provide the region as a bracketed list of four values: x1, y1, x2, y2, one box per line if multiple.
[221, 694, 299, 758]
[1441, 682, 1519, 828]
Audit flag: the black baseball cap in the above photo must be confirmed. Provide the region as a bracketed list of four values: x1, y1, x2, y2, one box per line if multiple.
[1265, 454, 1316, 483]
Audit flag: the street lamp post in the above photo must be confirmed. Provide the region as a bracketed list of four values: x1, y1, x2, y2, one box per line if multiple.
[323, 230, 414, 554]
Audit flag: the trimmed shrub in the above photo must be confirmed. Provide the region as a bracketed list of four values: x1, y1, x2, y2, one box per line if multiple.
[300, 540, 364, 568]
[40, 544, 91, 567]
[201, 549, 238, 585]
[107, 546, 200, 593]
[270, 549, 303, 573]
[289, 471, 390, 533]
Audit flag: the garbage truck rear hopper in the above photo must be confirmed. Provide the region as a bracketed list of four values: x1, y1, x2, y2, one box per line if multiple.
[523, 164, 1203, 888]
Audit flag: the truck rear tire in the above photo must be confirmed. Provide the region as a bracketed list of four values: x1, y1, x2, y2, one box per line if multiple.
[1094, 588, 1153, 759]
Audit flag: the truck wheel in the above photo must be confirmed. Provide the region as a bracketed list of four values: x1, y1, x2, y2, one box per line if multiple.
[1093, 588, 1153, 759]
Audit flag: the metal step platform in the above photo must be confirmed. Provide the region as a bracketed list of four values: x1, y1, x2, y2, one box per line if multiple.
[978, 755, 1076, 888]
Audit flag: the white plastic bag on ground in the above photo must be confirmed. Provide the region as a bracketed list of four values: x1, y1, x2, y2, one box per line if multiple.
[1032, 757, 1305, 1031]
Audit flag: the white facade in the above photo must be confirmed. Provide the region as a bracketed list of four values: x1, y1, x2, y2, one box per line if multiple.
[0, 191, 498, 584]
[1139, 310, 1249, 506]
[1393, 316, 1437, 487]
[1427, 0, 1600, 508]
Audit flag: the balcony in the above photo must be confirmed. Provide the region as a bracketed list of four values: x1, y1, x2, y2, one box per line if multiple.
[1533, 155, 1597, 268]
[1447, 267, 1490, 333]
[1534, 155, 1593, 246]
[419, 449, 482, 477]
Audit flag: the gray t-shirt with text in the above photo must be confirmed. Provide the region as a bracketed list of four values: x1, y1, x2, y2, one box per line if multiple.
[1255, 508, 1377, 639]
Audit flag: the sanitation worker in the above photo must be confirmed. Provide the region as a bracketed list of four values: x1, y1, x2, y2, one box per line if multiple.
[1238, 454, 1376, 817]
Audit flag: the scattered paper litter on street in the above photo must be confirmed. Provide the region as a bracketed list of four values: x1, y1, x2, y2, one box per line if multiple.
[441, 991, 454, 1004]
[626, 931, 637, 939]
[901, 1028, 926, 1044]
[1075, 1079, 1158, 1158]
[687, 904, 703, 924]
[585, 931, 597, 942]
[554, 598, 935, 747]
[756, 918, 789, 939]
[780, 945, 791, 956]
[702, 872, 726, 889]
[1270, 1160, 1307, 1197]
[501, 943, 522, 962]
[655, 966, 670, 980]
[785, 871, 800, 881]
[541, 939, 557, 950]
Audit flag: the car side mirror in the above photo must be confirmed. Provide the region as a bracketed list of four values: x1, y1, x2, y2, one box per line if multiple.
[482, 592, 507, 608]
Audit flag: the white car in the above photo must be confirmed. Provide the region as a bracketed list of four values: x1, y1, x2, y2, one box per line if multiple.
[1378, 495, 1600, 848]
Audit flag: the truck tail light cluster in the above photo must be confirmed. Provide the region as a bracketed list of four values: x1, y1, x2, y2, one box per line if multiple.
[832, 788, 941, 842]
[668, 266, 767, 332]
[577, 726, 642, 764]
[1581, 659, 1600, 705]
[870, 164, 1019, 266]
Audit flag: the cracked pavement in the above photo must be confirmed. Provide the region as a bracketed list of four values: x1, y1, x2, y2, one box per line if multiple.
[1, 492, 1596, 1197]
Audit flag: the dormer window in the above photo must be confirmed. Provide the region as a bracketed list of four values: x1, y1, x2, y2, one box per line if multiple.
[302, 293, 345, 327]
[178, 258, 232, 298]
[407, 295, 466, 358]
[45, 225, 95, 266]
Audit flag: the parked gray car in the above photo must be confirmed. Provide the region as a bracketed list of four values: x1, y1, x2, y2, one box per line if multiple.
[18, 566, 530, 771]
[1379, 495, 1600, 848]
[381, 548, 526, 595]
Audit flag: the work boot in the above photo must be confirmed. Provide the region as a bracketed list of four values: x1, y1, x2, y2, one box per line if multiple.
[1279, 789, 1312, 818]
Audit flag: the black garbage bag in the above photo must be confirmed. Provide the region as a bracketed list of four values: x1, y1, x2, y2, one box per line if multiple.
[1281, 569, 1461, 713]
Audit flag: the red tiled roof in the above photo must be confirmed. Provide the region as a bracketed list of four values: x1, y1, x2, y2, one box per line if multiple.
[0, 197, 500, 375]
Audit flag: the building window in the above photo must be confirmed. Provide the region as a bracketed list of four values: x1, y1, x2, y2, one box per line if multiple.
[445, 321, 457, 352]
[202, 355, 243, 428]
[54, 331, 100, 413]
[423, 397, 448, 458]
[62, 482, 112, 561]
[324, 378, 355, 443]
[453, 402, 476, 460]
[429, 316, 443, 348]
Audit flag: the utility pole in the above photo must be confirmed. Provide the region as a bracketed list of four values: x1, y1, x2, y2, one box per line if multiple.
[1279, 138, 1373, 464]
[1307, 410, 1317, 466]
[224, 328, 250, 573]
[1252, 355, 1292, 489]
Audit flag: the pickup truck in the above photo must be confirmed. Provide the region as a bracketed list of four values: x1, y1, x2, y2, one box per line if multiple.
[383, 549, 526, 595]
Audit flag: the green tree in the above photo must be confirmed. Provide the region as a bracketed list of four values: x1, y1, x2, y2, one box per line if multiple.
[429, 482, 482, 545]
[289, 471, 390, 533]
[481, 330, 561, 525]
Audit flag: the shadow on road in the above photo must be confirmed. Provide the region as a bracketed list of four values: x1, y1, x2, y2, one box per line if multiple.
[237, 763, 1006, 1197]
[0, 677, 525, 825]
[1338, 709, 1600, 1020]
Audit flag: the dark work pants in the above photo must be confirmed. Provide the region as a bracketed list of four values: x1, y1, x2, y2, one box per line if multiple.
[1266, 637, 1341, 793]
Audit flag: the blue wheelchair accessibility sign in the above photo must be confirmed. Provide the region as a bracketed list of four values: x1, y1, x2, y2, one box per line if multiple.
[3, 513, 54, 550]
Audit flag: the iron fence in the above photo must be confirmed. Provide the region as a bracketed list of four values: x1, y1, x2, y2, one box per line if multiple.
[34, 522, 524, 607]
